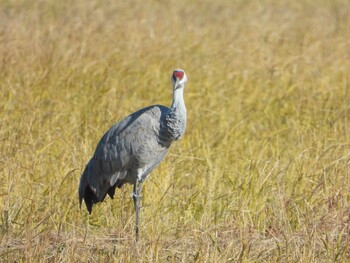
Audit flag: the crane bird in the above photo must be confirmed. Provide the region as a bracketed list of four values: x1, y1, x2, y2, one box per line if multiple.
[79, 69, 187, 240]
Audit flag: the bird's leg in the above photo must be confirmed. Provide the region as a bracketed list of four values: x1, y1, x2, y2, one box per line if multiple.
[132, 179, 143, 241]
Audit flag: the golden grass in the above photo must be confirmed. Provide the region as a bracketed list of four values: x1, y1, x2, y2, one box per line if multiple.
[1, 0, 350, 261]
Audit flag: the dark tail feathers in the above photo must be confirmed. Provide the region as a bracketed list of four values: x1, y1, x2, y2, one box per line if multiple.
[82, 186, 99, 214]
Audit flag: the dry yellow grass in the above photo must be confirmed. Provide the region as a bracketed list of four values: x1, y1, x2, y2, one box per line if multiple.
[1, 0, 350, 262]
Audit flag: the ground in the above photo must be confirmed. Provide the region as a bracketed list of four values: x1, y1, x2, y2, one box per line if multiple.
[0, 0, 350, 262]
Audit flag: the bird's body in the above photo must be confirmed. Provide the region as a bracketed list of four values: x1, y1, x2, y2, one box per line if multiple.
[79, 69, 187, 239]
[79, 104, 183, 211]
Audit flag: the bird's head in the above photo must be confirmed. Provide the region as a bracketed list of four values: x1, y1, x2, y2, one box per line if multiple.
[171, 69, 187, 89]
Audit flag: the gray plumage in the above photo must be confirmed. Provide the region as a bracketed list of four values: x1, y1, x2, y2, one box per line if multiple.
[78, 69, 187, 239]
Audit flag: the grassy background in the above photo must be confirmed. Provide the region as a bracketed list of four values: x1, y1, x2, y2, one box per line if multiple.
[1, 0, 350, 261]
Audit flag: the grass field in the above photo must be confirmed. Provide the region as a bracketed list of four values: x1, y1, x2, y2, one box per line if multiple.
[1, 0, 350, 261]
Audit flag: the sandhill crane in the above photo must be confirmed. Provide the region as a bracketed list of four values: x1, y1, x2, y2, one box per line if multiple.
[79, 69, 187, 240]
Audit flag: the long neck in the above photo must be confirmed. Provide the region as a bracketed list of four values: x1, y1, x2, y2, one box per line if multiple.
[159, 86, 187, 143]
[171, 87, 186, 113]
